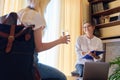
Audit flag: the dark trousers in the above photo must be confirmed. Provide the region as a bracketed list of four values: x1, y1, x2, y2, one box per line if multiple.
[34, 53, 67, 80]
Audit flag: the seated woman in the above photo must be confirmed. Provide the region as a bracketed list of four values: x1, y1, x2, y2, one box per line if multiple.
[74, 22, 103, 77]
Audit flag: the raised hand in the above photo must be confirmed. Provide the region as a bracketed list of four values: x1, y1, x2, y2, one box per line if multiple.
[60, 34, 70, 44]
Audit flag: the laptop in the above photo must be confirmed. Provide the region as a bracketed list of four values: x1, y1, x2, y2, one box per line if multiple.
[83, 62, 110, 80]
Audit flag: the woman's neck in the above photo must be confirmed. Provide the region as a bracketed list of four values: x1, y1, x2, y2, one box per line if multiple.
[86, 34, 94, 39]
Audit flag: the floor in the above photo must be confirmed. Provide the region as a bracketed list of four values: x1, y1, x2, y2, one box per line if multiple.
[67, 76, 83, 80]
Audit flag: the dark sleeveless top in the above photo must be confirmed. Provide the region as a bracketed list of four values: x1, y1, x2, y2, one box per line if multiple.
[0, 13, 35, 80]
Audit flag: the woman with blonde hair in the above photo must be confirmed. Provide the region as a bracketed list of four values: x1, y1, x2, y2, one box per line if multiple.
[17, 0, 70, 80]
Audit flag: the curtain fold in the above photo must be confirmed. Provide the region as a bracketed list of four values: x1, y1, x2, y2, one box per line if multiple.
[0, 0, 27, 16]
[38, 0, 61, 68]
[58, 0, 83, 76]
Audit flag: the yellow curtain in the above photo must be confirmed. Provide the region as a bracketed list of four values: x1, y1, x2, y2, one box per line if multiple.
[58, 0, 83, 76]
[0, 0, 27, 16]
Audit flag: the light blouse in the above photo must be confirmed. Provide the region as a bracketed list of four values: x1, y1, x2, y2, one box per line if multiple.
[17, 7, 46, 30]
[75, 35, 103, 65]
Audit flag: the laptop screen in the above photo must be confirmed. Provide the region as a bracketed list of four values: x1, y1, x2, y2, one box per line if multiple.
[83, 62, 110, 80]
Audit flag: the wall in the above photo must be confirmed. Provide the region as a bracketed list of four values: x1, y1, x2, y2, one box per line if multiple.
[100, 0, 120, 38]
[104, 41, 120, 76]
[105, 42, 120, 62]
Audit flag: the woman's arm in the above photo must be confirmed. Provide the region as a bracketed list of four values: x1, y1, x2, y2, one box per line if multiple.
[75, 37, 90, 57]
[90, 39, 103, 60]
[34, 26, 70, 52]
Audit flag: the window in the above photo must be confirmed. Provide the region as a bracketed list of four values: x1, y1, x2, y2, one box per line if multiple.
[38, 0, 60, 68]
